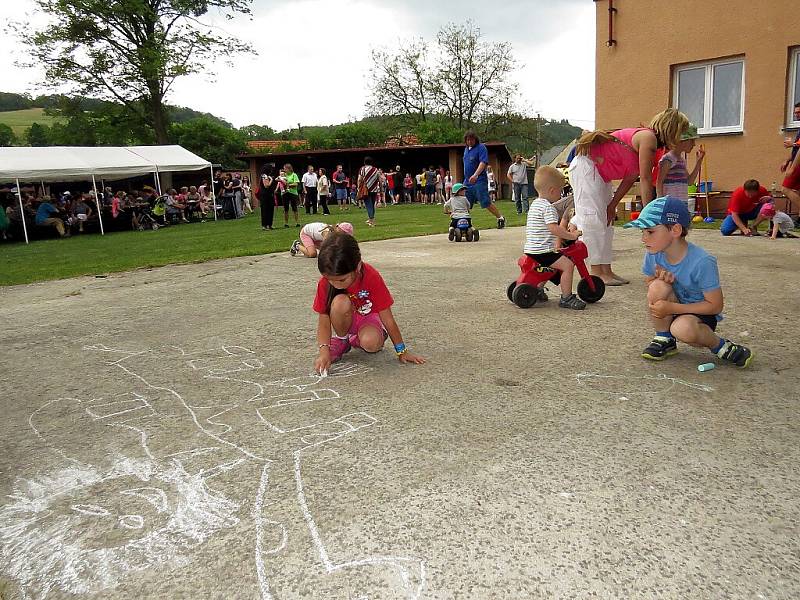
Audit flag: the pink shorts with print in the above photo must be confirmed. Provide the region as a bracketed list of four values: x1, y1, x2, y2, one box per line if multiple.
[347, 311, 388, 350]
[300, 232, 319, 250]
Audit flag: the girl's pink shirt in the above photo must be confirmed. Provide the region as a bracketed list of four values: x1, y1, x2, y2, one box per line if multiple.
[589, 127, 651, 182]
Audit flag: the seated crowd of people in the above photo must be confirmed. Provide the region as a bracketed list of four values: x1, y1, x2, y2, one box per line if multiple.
[0, 183, 221, 241]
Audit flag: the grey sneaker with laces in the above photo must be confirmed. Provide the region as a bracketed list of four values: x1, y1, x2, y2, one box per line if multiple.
[559, 293, 586, 310]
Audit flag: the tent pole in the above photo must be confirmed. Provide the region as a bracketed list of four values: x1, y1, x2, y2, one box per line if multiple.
[15, 178, 29, 244]
[154, 168, 162, 195]
[40, 181, 45, 197]
[91, 174, 105, 235]
[209, 165, 217, 221]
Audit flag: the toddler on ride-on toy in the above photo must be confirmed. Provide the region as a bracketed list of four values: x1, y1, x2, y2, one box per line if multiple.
[444, 183, 479, 242]
[507, 166, 605, 310]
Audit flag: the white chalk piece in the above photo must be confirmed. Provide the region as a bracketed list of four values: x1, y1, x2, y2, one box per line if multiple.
[697, 363, 716, 372]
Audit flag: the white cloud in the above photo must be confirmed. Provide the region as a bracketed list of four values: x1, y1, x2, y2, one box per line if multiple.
[0, 0, 595, 131]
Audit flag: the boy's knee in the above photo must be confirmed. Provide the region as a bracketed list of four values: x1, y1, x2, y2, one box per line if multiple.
[647, 278, 672, 300]
[670, 316, 701, 343]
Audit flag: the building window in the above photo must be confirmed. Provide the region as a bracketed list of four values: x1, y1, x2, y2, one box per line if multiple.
[674, 58, 745, 135]
[789, 47, 800, 128]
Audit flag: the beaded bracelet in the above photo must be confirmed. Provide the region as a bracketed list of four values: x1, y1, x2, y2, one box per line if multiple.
[394, 342, 407, 356]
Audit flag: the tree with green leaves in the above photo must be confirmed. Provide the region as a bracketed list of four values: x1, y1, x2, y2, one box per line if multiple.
[170, 118, 248, 168]
[26, 123, 50, 147]
[22, 0, 253, 144]
[0, 123, 16, 147]
[367, 21, 519, 134]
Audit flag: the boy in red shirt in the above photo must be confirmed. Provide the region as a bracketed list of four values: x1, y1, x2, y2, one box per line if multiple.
[720, 179, 770, 236]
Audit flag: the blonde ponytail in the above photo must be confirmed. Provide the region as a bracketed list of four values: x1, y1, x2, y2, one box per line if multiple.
[574, 130, 618, 156]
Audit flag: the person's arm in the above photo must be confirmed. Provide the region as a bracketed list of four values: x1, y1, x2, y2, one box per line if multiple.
[770, 219, 779, 240]
[313, 313, 333, 374]
[506, 166, 514, 183]
[688, 148, 705, 185]
[636, 131, 658, 205]
[650, 288, 723, 319]
[443, 199, 451, 214]
[655, 157, 670, 198]
[730, 211, 751, 235]
[547, 222, 581, 241]
[377, 307, 425, 364]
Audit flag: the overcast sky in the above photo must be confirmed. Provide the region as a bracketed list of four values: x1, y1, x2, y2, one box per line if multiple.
[0, 0, 596, 132]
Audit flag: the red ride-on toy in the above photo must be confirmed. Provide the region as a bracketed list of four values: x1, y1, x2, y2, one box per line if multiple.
[506, 240, 605, 308]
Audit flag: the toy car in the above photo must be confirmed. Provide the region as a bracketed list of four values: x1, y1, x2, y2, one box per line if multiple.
[448, 218, 480, 242]
[506, 239, 605, 308]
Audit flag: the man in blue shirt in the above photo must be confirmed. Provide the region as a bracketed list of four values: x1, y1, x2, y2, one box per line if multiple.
[463, 130, 505, 229]
[35, 198, 68, 237]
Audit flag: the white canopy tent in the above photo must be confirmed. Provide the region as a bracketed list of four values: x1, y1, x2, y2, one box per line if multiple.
[0, 145, 215, 243]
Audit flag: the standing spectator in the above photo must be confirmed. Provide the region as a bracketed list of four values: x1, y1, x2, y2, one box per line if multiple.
[317, 167, 331, 215]
[357, 156, 381, 227]
[569, 108, 687, 284]
[404, 173, 414, 204]
[487, 166, 497, 202]
[444, 170, 454, 201]
[302, 165, 319, 215]
[258, 164, 277, 230]
[333, 165, 348, 211]
[241, 176, 253, 214]
[384, 166, 397, 204]
[377, 169, 387, 208]
[416, 170, 424, 203]
[434, 169, 443, 204]
[781, 102, 800, 213]
[231, 173, 244, 218]
[36, 196, 68, 237]
[393, 166, 404, 204]
[280, 163, 301, 227]
[463, 130, 505, 229]
[507, 154, 530, 214]
[720, 179, 770, 236]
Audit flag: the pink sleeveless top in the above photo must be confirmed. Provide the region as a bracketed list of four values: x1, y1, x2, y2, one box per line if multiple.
[589, 127, 650, 182]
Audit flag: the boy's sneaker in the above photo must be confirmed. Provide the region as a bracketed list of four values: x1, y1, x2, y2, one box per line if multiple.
[328, 336, 351, 362]
[290, 239, 300, 256]
[536, 287, 549, 302]
[642, 335, 678, 360]
[716, 340, 753, 368]
[497, 216, 506, 229]
[559, 293, 586, 310]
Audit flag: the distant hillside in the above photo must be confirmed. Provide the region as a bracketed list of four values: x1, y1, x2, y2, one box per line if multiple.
[0, 108, 64, 137]
[0, 91, 233, 132]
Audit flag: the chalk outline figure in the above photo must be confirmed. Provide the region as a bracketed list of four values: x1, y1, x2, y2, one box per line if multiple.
[2, 343, 427, 599]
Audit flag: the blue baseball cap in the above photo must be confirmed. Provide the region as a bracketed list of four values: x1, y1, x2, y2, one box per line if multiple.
[624, 196, 691, 229]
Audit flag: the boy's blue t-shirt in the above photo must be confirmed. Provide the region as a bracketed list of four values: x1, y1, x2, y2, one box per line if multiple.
[642, 242, 722, 319]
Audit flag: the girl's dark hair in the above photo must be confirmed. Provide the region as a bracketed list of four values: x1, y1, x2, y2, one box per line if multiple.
[261, 162, 275, 177]
[463, 129, 480, 144]
[317, 232, 361, 313]
[363, 156, 373, 166]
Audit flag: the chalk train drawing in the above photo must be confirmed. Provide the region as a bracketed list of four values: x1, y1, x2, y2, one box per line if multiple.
[0, 343, 426, 599]
[574, 372, 714, 397]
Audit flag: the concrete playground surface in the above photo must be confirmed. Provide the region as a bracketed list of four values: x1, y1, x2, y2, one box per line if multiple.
[1, 227, 799, 599]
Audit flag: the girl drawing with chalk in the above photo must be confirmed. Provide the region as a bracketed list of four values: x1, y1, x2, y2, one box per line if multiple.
[312, 231, 425, 374]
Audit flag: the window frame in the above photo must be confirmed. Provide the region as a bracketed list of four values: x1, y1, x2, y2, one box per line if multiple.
[673, 57, 746, 135]
[788, 47, 800, 129]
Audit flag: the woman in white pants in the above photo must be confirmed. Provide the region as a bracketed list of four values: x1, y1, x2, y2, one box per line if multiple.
[568, 109, 689, 285]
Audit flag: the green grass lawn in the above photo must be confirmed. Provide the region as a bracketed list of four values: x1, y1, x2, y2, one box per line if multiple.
[0, 201, 726, 287]
[0, 203, 531, 286]
[0, 108, 64, 138]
